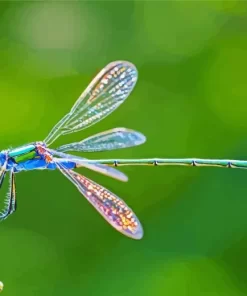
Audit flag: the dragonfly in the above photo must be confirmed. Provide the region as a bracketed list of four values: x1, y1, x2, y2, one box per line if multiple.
[1, 61, 247, 240]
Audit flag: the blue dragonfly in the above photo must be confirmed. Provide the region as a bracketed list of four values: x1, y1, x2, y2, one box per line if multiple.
[0, 61, 146, 239]
[2, 61, 246, 240]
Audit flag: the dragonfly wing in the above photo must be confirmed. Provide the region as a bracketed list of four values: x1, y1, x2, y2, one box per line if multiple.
[50, 149, 128, 182]
[56, 162, 143, 239]
[44, 61, 138, 146]
[56, 128, 146, 153]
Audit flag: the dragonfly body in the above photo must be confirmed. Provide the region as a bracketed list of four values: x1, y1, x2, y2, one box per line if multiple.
[1, 143, 76, 172]
[0, 61, 145, 240]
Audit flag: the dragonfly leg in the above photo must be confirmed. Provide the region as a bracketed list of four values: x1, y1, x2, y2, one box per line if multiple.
[10, 170, 17, 213]
[0, 164, 7, 189]
[0, 169, 17, 221]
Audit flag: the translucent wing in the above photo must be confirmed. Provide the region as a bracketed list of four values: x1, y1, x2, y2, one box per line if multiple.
[50, 149, 128, 182]
[56, 128, 146, 153]
[44, 61, 138, 146]
[56, 162, 143, 239]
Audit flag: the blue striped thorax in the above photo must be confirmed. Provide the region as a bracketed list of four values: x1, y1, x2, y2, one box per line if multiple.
[8, 144, 39, 164]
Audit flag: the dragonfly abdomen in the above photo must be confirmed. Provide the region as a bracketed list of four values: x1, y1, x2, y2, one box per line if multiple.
[12, 159, 76, 171]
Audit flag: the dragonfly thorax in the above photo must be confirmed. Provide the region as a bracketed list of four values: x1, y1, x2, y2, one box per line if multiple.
[8, 143, 37, 163]
[6, 142, 48, 165]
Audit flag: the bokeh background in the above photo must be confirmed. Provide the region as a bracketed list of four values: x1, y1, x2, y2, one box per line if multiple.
[1, 1, 247, 295]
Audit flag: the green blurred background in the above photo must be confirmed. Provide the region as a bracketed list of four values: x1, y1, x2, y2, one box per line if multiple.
[1, 1, 247, 295]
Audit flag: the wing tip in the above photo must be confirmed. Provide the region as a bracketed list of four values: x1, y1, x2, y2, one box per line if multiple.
[136, 131, 147, 146]
[107, 60, 137, 69]
[106, 60, 138, 80]
[133, 224, 144, 240]
[110, 127, 147, 147]
[119, 174, 128, 182]
[126, 223, 144, 240]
